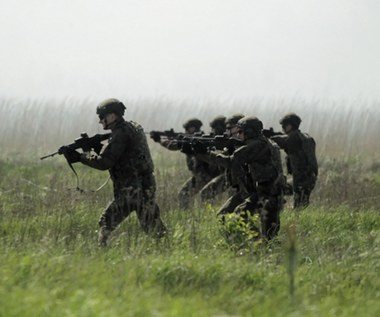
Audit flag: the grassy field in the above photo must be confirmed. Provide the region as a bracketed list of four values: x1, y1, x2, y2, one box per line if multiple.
[0, 98, 380, 316]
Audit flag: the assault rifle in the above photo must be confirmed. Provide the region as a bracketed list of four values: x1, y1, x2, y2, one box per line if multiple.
[177, 134, 244, 155]
[262, 128, 283, 138]
[149, 128, 184, 141]
[40, 132, 111, 160]
[40, 132, 111, 191]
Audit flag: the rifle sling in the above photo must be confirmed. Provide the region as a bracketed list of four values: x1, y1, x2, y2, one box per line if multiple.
[64, 156, 83, 192]
[64, 157, 110, 193]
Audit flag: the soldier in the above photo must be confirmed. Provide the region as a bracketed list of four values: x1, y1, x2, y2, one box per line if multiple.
[271, 113, 318, 209]
[154, 118, 221, 209]
[209, 115, 227, 136]
[209, 116, 284, 240]
[61, 98, 166, 246]
[225, 113, 245, 137]
[197, 114, 245, 203]
[198, 115, 227, 203]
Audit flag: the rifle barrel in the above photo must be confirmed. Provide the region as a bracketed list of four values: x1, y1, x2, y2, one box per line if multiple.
[40, 152, 59, 160]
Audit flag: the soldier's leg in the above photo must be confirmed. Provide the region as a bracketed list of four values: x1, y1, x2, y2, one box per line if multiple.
[137, 201, 167, 236]
[199, 174, 227, 204]
[261, 196, 281, 240]
[178, 175, 210, 209]
[177, 176, 197, 209]
[217, 191, 247, 222]
[137, 173, 167, 237]
[293, 187, 311, 209]
[98, 187, 140, 246]
[233, 193, 261, 236]
[257, 184, 282, 240]
[293, 174, 315, 209]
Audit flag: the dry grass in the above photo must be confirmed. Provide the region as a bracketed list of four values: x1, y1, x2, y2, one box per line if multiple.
[1, 97, 380, 210]
[1, 97, 379, 158]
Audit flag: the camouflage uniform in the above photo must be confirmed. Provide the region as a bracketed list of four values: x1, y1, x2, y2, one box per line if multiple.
[198, 115, 228, 203]
[179, 151, 222, 208]
[271, 113, 318, 209]
[198, 114, 245, 203]
[210, 116, 284, 240]
[80, 99, 166, 245]
[158, 118, 221, 209]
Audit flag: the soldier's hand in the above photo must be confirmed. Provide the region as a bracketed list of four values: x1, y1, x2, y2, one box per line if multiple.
[59, 146, 81, 163]
[150, 131, 161, 143]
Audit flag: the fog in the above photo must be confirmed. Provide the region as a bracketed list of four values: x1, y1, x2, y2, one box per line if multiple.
[0, 0, 379, 101]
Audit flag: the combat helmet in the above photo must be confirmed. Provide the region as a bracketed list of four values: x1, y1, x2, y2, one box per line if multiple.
[209, 115, 226, 135]
[226, 113, 245, 129]
[279, 113, 302, 129]
[183, 118, 203, 131]
[236, 116, 263, 138]
[96, 98, 126, 118]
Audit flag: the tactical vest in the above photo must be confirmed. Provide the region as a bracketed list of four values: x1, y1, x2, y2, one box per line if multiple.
[287, 130, 317, 177]
[299, 132, 317, 174]
[129, 120, 155, 174]
[247, 137, 279, 184]
[268, 139, 287, 188]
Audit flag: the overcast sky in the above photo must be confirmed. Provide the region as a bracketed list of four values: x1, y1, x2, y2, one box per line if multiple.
[0, 0, 379, 101]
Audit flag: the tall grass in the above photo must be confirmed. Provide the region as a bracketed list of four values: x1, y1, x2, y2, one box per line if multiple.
[0, 97, 379, 315]
[1, 97, 380, 158]
[0, 159, 379, 316]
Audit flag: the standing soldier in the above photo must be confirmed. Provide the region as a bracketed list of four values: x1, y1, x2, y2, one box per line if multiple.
[197, 114, 245, 203]
[60, 98, 166, 246]
[154, 118, 220, 209]
[209, 116, 284, 240]
[198, 115, 227, 203]
[271, 113, 318, 209]
[209, 115, 227, 136]
[225, 113, 245, 138]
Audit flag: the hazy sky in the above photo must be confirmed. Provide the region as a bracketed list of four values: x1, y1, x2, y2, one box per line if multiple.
[0, 0, 379, 100]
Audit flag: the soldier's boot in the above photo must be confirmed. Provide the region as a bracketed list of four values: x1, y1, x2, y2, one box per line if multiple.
[294, 189, 310, 209]
[98, 227, 111, 247]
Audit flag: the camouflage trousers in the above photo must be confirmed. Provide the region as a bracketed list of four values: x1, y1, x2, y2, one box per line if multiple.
[293, 174, 317, 209]
[177, 173, 215, 209]
[99, 173, 166, 239]
[199, 173, 229, 204]
[293, 187, 312, 209]
[217, 182, 282, 240]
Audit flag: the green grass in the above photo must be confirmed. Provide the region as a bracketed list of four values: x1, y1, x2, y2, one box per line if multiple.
[1, 159, 379, 316]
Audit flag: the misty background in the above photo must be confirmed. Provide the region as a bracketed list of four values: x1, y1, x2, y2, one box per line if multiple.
[0, 0, 379, 101]
[0, 0, 379, 158]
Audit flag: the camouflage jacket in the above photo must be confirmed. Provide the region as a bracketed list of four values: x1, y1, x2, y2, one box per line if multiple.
[161, 138, 221, 178]
[80, 119, 154, 184]
[210, 136, 279, 193]
[271, 129, 318, 182]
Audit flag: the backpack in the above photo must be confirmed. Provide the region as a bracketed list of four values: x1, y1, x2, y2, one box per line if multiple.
[129, 121, 155, 174]
[298, 132, 318, 176]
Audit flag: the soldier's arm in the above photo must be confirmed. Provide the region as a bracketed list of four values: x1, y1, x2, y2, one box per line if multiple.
[80, 128, 130, 170]
[270, 134, 287, 149]
[159, 139, 181, 151]
[196, 149, 225, 165]
[208, 151, 232, 169]
[229, 145, 250, 190]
